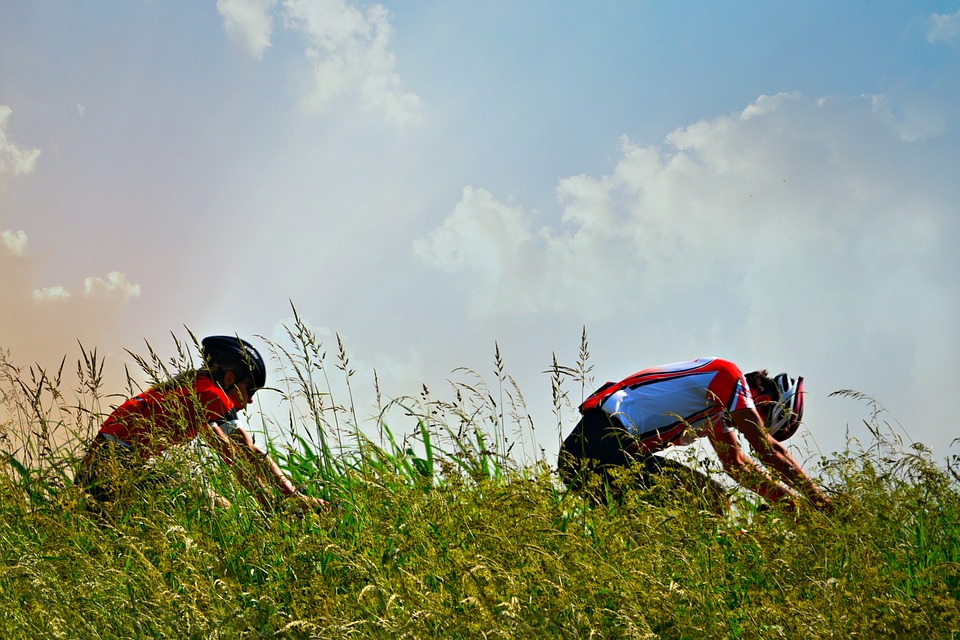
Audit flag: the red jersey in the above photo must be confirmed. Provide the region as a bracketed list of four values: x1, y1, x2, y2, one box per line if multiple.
[98, 374, 235, 458]
[580, 358, 755, 454]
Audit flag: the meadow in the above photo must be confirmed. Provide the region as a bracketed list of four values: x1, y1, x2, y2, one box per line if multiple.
[1, 318, 958, 639]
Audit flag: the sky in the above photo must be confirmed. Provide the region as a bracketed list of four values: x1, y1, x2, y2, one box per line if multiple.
[2, 1, 959, 468]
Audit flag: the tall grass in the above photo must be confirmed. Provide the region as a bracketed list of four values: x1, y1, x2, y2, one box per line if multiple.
[1, 322, 959, 639]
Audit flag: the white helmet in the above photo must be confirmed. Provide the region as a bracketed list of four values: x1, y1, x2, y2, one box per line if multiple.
[767, 373, 805, 441]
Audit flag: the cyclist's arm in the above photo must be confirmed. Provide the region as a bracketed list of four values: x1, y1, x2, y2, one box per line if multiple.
[199, 420, 270, 503]
[200, 418, 328, 511]
[227, 426, 329, 511]
[203, 420, 238, 464]
[228, 426, 297, 495]
[729, 407, 831, 511]
[707, 426, 796, 506]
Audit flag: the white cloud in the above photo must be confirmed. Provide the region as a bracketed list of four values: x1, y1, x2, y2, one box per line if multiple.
[26, 272, 141, 304]
[280, 0, 421, 125]
[216, 0, 420, 124]
[414, 187, 537, 313]
[0, 106, 41, 182]
[1, 229, 27, 256]
[217, 0, 278, 58]
[32, 285, 71, 303]
[83, 271, 141, 300]
[418, 92, 957, 324]
[927, 10, 960, 43]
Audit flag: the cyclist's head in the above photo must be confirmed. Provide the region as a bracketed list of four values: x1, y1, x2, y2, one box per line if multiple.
[746, 370, 805, 441]
[201, 335, 267, 395]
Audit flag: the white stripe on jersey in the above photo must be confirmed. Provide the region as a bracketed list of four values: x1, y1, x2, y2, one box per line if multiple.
[598, 358, 753, 445]
[601, 371, 728, 441]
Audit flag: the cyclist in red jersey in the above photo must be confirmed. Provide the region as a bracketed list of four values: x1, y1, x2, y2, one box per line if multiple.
[558, 358, 831, 512]
[76, 335, 326, 512]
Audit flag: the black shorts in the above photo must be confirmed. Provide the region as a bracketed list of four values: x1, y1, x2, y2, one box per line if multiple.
[557, 408, 690, 484]
[559, 409, 640, 464]
[74, 435, 144, 502]
[557, 409, 730, 509]
[558, 409, 650, 487]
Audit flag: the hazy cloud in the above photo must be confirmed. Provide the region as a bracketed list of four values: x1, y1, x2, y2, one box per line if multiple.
[414, 187, 539, 314]
[26, 272, 140, 304]
[1, 229, 27, 256]
[418, 92, 957, 329]
[2, 256, 141, 372]
[217, 0, 278, 58]
[83, 271, 141, 300]
[217, 0, 420, 124]
[283, 0, 421, 124]
[283, 0, 421, 125]
[927, 10, 960, 43]
[32, 285, 71, 303]
[0, 106, 40, 182]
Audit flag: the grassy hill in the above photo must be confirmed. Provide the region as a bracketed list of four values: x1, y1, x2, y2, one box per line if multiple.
[1, 326, 958, 639]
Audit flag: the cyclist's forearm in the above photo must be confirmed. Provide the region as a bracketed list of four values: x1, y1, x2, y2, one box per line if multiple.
[725, 459, 795, 504]
[758, 448, 829, 506]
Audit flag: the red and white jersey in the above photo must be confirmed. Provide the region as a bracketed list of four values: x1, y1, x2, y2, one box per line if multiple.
[579, 358, 755, 453]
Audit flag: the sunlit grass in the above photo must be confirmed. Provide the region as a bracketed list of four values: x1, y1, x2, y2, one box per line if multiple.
[1, 319, 959, 638]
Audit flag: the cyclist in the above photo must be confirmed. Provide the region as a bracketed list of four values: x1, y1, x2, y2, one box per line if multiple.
[558, 357, 831, 512]
[76, 335, 326, 512]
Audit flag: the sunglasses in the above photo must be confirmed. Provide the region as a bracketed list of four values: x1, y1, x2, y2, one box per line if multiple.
[237, 378, 258, 399]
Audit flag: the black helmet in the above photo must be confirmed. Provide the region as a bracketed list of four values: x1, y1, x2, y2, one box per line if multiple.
[201, 335, 267, 391]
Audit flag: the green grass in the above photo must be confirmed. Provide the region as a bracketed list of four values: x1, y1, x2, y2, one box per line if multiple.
[1, 323, 959, 639]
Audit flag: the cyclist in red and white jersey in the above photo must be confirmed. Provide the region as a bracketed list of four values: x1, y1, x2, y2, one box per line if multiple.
[558, 357, 831, 512]
[76, 335, 326, 512]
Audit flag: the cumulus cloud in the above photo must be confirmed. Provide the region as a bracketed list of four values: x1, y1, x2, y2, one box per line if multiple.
[414, 187, 539, 313]
[0, 106, 40, 182]
[1, 229, 27, 255]
[927, 10, 960, 43]
[1, 257, 143, 372]
[0, 105, 142, 367]
[83, 271, 142, 299]
[24, 272, 140, 304]
[32, 285, 71, 303]
[218, 0, 420, 125]
[217, 0, 278, 58]
[283, 0, 421, 125]
[417, 92, 957, 327]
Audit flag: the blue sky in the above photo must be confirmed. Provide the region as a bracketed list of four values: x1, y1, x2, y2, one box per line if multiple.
[2, 1, 959, 465]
